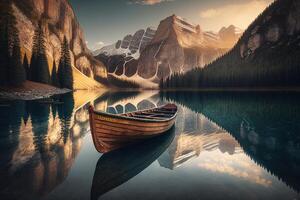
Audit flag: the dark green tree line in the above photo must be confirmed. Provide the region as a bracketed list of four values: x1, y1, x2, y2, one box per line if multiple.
[9, 30, 26, 86]
[0, 1, 26, 87]
[0, 8, 10, 86]
[161, 40, 300, 89]
[0, 1, 74, 89]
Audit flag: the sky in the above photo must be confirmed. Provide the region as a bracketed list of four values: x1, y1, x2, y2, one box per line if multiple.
[69, 0, 273, 50]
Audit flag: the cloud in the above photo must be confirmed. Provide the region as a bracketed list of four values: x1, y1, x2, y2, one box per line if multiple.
[199, 0, 273, 30]
[96, 41, 104, 46]
[200, 9, 219, 18]
[92, 41, 105, 50]
[197, 150, 272, 187]
[128, 0, 173, 5]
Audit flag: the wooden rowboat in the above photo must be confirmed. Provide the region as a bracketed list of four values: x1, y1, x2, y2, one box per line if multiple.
[89, 103, 177, 153]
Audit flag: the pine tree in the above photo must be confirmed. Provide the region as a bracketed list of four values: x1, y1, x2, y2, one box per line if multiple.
[51, 60, 59, 87]
[9, 32, 26, 86]
[0, 23, 9, 86]
[30, 24, 39, 81]
[30, 21, 50, 84]
[23, 54, 30, 80]
[36, 50, 50, 84]
[159, 78, 164, 89]
[58, 57, 64, 88]
[30, 51, 37, 81]
[0, 1, 25, 87]
[58, 36, 73, 89]
[0, 1, 14, 86]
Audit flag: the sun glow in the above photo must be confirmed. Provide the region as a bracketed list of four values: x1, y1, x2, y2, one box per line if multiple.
[199, 0, 274, 31]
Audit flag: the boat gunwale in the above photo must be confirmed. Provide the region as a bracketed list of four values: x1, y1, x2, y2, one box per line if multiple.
[92, 105, 178, 123]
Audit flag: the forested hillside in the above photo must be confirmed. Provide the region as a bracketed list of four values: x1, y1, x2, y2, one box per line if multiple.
[161, 0, 300, 89]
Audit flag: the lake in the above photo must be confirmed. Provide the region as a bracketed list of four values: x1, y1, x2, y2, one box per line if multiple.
[0, 91, 299, 200]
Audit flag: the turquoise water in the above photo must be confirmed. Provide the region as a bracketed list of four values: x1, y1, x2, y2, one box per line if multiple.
[0, 91, 299, 200]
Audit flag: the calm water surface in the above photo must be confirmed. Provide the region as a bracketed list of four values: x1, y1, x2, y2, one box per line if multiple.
[0, 91, 299, 200]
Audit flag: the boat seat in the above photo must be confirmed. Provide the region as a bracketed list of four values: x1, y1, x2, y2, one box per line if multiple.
[131, 114, 168, 120]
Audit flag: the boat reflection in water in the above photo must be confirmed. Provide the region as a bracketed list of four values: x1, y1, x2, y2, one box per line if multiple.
[97, 93, 242, 170]
[0, 90, 299, 200]
[91, 91, 299, 199]
[90, 127, 175, 200]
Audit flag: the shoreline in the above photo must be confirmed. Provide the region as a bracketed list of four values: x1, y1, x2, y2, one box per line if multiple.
[0, 81, 71, 101]
[103, 87, 300, 93]
[0, 88, 71, 101]
[1, 84, 300, 101]
[159, 87, 300, 92]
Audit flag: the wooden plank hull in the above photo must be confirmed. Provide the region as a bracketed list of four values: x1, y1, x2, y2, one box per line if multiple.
[89, 104, 177, 153]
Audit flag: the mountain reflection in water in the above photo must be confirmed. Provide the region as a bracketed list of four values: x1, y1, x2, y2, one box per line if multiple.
[0, 91, 299, 200]
[0, 93, 90, 200]
[161, 91, 300, 192]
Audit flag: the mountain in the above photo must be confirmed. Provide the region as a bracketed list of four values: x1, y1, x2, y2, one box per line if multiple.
[162, 0, 300, 88]
[93, 27, 157, 59]
[1, 0, 106, 89]
[96, 15, 241, 88]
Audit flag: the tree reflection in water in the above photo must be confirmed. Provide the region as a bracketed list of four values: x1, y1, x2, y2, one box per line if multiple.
[0, 91, 299, 200]
[161, 91, 300, 192]
[0, 93, 90, 200]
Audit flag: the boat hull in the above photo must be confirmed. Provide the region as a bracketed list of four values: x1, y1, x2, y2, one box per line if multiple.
[89, 104, 177, 153]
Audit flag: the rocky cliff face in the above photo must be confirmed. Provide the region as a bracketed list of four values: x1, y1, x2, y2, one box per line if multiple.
[96, 15, 241, 88]
[8, 0, 107, 88]
[136, 15, 227, 84]
[237, 0, 300, 59]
